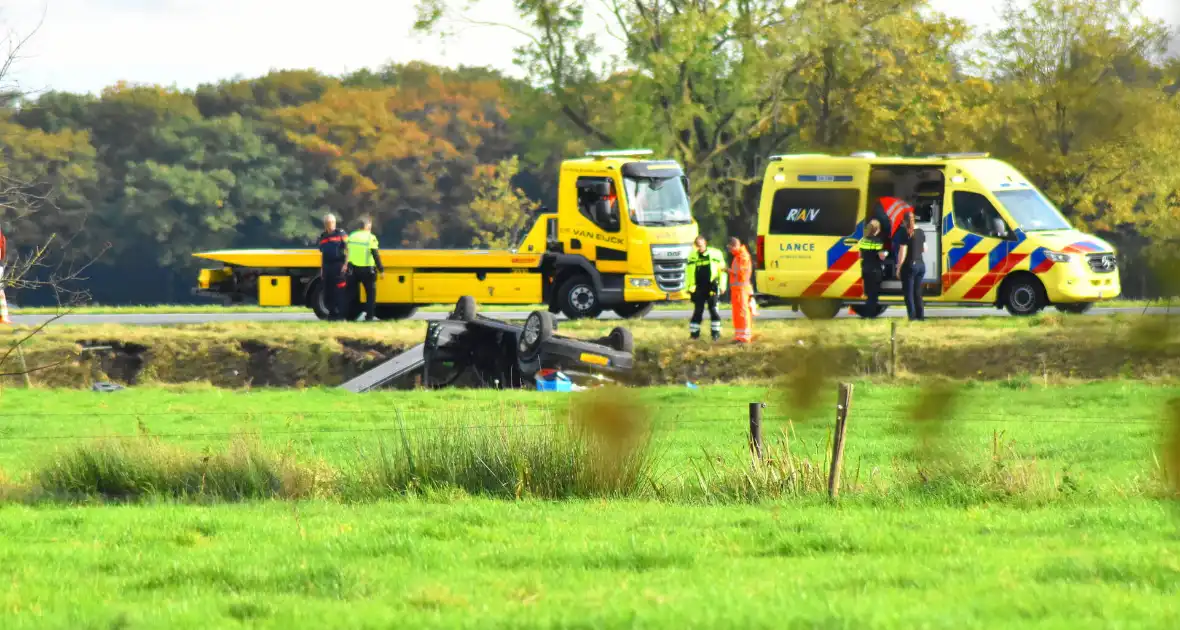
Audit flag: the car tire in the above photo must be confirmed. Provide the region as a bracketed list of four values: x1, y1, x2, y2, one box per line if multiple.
[450, 296, 478, 321]
[1054, 303, 1093, 315]
[519, 310, 556, 358]
[612, 302, 654, 320]
[375, 304, 419, 320]
[607, 327, 634, 354]
[799, 299, 842, 320]
[557, 275, 603, 319]
[850, 304, 888, 319]
[1003, 277, 1046, 316]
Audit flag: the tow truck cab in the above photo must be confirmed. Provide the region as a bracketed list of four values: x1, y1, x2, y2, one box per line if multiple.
[754, 152, 1121, 318]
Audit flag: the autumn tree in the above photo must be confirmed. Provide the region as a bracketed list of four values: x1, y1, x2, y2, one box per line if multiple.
[464, 156, 540, 249]
[414, 0, 971, 238]
[970, 0, 1180, 234]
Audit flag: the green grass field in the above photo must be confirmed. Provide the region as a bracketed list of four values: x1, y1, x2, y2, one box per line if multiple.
[2, 383, 1178, 628]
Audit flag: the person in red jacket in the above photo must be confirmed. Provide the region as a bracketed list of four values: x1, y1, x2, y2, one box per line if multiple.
[727, 237, 753, 343]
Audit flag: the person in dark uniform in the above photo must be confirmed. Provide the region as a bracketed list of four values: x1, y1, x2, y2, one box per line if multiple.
[317, 213, 349, 321]
[896, 211, 927, 321]
[685, 235, 727, 340]
[858, 219, 887, 315]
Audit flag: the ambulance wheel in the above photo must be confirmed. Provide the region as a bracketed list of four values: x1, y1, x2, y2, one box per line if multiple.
[375, 304, 418, 320]
[451, 296, 478, 321]
[850, 304, 888, 319]
[612, 302, 653, 319]
[557, 275, 603, 319]
[799, 299, 841, 320]
[607, 327, 634, 354]
[1055, 303, 1094, 315]
[1002, 276, 1046, 316]
[519, 310, 556, 357]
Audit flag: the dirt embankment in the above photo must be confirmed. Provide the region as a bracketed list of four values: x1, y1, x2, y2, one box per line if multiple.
[3, 317, 1178, 389]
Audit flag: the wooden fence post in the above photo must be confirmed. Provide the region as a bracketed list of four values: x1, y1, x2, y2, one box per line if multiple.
[889, 320, 898, 378]
[828, 383, 854, 500]
[749, 402, 765, 464]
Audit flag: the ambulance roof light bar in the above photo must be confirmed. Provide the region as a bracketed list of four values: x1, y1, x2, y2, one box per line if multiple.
[585, 149, 654, 159]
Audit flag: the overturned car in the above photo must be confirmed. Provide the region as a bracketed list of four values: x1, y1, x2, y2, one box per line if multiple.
[340, 297, 634, 393]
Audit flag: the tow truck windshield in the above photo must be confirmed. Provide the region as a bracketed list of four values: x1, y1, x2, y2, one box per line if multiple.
[994, 188, 1072, 232]
[624, 176, 693, 227]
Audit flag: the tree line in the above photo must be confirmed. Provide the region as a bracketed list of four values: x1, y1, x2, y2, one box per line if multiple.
[1, 0, 1178, 305]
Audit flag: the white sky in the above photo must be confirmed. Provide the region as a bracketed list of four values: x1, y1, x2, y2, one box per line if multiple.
[2, 0, 1178, 96]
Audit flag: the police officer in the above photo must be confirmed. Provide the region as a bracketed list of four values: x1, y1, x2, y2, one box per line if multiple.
[317, 213, 349, 321]
[347, 216, 384, 322]
[858, 219, 888, 316]
[686, 235, 727, 340]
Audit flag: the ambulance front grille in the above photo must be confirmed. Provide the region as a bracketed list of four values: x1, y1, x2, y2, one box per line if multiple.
[1087, 253, 1117, 274]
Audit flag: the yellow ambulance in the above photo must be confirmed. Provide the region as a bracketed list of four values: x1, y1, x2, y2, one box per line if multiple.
[753, 152, 1121, 318]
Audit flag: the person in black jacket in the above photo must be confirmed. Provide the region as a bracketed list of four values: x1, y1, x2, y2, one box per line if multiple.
[858, 219, 888, 315]
[317, 213, 349, 321]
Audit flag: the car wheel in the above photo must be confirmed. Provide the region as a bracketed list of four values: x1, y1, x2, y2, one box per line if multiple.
[799, 299, 842, 320]
[607, 327, 634, 354]
[1054, 303, 1094, 315]
[612, 303, 654, 320]
[557, 276, 603, 319]
[450, 296, 478, 321]
[519, 310, 556, 357]
[1004, 277, 1046, 316]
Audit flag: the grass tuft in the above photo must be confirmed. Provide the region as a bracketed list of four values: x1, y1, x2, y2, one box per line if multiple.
[34, 435, 328, 502]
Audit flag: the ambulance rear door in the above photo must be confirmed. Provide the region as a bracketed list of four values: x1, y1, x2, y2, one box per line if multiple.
[761, 161, 870, 299]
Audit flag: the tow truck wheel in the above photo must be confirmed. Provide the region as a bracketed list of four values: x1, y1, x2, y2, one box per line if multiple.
[607, 327, 634, 354]
[1002, 276, 1046, 316]
[451, 296, 478, 321]
[557, 276, 603, 320]
[850, 304, 888, 319]
[612, 302, 654, 319]
[308, 280, 331, 320]
[519, 310, 556, 357]
[1055, 303, 1094, 315]
[799, 299, 842, 320]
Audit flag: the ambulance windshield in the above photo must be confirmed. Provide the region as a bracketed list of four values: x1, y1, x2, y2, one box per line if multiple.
[993, 188, 1072, 232]
[624, 176, 694, 227]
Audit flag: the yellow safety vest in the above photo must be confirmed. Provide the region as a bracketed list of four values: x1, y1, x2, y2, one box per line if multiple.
[347, 230, 379, 267]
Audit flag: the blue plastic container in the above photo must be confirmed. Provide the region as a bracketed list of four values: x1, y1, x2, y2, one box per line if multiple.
[535, 370, 572, 392]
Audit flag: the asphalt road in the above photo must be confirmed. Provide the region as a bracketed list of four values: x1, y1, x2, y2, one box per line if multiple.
[6, 305, 1173, 326]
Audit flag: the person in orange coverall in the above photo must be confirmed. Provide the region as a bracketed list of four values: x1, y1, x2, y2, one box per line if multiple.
[727, 237, 753, 343]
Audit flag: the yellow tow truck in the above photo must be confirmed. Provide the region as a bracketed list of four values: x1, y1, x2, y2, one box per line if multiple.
[194, 150, 701, 320]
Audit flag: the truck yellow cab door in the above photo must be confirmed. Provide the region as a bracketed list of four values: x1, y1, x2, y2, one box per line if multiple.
[941, 190, 1024, 302]
[761, 167, 869, 299]
[561, 175, 628, 271]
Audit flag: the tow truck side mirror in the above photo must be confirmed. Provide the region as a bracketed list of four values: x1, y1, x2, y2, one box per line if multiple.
[584, 181, 611, 197]
[593, 199, 616, 229]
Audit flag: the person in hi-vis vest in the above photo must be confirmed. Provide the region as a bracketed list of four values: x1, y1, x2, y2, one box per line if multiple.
[727, 237, 754, 343]
[347, 216, 384, 322]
